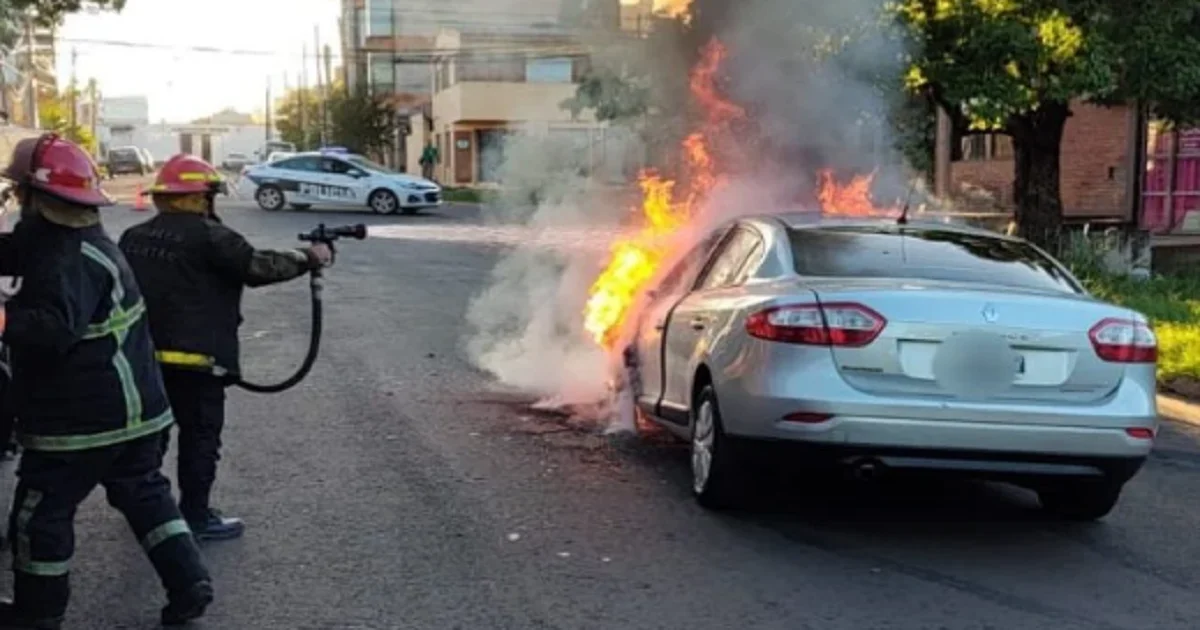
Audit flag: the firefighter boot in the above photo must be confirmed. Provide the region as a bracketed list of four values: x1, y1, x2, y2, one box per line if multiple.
[186, 509, 244, 542]
[160, 580, 213, 626]
[0, 601, 63, 630]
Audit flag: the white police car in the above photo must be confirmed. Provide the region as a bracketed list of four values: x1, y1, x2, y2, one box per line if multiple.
[242, 148, 442, 214]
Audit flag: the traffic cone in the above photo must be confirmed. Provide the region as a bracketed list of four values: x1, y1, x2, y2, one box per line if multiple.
[134, 185, 146, 211]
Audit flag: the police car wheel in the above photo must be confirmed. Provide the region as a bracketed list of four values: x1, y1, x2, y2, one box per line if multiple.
[369, 189, 399, 215]
[256, 185, 285, 212]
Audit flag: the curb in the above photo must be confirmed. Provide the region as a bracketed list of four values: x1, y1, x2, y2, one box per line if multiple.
[1157, 394, 1200, 428]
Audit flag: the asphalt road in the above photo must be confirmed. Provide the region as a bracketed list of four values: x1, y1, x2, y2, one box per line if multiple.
[2, 198, 1200, 629]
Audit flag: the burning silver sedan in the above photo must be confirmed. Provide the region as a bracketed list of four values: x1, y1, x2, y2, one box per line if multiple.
[624, 215, 1158, 520]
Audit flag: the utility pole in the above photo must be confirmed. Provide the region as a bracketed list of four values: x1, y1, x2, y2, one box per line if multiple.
[23, 15, 38, 128]
[87, 78, 98, 156]
[323, 45, 332, 145]
[314, 25, 326, 145]
[300, 44, 308, 149]
[265, 75, 272, 144]
[69, 47, 77, 133]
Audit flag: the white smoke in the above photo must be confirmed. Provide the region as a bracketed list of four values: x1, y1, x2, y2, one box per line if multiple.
[462, 0, 918, 428]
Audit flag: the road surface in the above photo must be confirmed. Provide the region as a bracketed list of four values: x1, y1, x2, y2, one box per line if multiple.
[2, 198, 1199, 629]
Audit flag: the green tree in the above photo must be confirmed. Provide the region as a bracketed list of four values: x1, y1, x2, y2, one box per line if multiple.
[896, 0, 1200, 251]
[274, 87, 321, 150]
[1, 1, 125, 48]
[327, 84, 397, 157]
[38, 88, 95, 153]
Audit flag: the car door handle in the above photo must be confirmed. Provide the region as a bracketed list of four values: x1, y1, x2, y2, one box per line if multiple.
[689, 316, 708, 330]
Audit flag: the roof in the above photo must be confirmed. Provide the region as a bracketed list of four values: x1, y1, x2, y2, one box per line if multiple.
[757, 212, 1016, 240]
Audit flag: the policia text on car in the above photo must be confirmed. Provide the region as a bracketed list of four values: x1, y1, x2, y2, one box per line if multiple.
[0, 134, 213, 629]
[119, 154, 333, 541]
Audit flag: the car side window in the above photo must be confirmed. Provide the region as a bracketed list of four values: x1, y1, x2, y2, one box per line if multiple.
[655, 229, 728, 297]
[276, 157, 321, 172]
[322, 158, 353, 174]
[695, 228, 761, 291]
[729, 240, 765, 286]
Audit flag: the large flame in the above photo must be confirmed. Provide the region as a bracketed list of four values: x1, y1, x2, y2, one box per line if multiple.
[815, 169, 901, 217]
[583, 39, 741, 349]
[582, 39, 898, 351]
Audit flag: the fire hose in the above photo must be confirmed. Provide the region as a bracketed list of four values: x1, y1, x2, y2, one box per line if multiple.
[235, 223, 368, 393]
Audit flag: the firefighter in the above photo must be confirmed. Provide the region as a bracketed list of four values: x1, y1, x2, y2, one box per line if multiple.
[119, 154, 331, 542]
[0, 134, 212, 628]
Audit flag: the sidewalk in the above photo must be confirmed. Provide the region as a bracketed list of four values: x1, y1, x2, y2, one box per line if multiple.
[1158, 394, 1200, 428]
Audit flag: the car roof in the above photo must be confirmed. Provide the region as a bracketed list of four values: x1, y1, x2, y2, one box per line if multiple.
[737, 212, 1018, 242]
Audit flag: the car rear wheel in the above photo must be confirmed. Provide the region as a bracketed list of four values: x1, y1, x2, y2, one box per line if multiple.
[691, 385, 744, 510]
[369, 189, 399, 214]
[256, 185, 285, 212]
[1038, 480, 1123, 521]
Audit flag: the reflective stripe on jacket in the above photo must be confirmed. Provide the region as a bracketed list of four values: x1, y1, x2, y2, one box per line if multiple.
[0, 214, 173, 451]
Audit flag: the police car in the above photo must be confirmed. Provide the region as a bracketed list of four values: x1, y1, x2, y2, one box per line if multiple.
[242, 147, 442, 214]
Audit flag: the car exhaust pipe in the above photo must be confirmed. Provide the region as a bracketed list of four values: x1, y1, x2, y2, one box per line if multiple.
[848, 457, 886, 482]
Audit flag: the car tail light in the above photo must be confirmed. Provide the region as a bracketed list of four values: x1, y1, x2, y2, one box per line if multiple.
[1125, 427, 1154, 440]
[745, 302, 885, 347]
[1088, 318, 1157, 363]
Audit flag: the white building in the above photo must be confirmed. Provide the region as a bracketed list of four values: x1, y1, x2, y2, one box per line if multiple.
[96, 96, 272, 165]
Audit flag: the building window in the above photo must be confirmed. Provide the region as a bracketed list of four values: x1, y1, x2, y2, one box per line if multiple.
[366, 0, 391, 37]
[458, 54, 524, 82]
[525, 57, 573, 83]
[368, 52, 395, 94]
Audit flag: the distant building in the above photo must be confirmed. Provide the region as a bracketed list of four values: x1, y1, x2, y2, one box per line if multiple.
[338, 0, 622, 169]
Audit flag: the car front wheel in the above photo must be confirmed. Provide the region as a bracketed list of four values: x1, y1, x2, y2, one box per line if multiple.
[1038, 479, 1123, 521]
[369, 189, 399, 215]
[691, 384, 744, 510]
[255, 185, 285, 212]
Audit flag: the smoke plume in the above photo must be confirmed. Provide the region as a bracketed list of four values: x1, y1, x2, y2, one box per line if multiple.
[463, 0, 914, 426]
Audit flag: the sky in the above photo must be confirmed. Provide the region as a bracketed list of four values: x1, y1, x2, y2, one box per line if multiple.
[55, 0, 340, 123]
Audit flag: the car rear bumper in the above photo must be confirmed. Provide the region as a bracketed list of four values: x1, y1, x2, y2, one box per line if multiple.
[735, 437, 1147, 483]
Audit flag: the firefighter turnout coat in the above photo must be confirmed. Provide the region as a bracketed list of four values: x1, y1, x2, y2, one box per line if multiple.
[0, 212, 172, 451]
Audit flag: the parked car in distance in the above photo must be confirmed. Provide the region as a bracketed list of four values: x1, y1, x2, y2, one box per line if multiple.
[107, 146, 149, 176]
[628, 214, 1158, 521]
[221, 152, 250, 171]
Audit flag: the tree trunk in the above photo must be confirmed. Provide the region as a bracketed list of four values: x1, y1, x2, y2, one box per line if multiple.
[1009, 101, 1070, 254]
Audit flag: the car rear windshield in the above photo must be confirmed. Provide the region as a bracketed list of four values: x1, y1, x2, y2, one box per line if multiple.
[787, 226, 1082, 293]
[109, 149, 138, 160]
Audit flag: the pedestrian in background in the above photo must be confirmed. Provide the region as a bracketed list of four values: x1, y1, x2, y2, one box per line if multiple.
[420, 142, 439, 181]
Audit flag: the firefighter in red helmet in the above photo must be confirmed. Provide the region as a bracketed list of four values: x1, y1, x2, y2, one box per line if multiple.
[119, 154, 330, 542]
[0, 134, 213, 629]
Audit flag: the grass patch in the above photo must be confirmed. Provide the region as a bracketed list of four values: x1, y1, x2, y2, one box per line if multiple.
[1067, 257, 1200, 382]
[442, 187, 499, 204]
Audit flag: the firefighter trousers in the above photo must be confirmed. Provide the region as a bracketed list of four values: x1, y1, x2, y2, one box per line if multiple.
[160, 370, 226, 523]
[7, 432, 210, 619]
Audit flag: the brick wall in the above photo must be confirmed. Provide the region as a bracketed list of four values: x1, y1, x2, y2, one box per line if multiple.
[948, 102, 1134, 219]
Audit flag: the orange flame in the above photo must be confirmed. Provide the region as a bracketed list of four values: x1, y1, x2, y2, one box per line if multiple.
[582, 39, 741, 349]
[816, 169, 899, 218]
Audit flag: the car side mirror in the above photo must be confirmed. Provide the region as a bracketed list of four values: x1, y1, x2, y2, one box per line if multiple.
[348, 170, 366, 178]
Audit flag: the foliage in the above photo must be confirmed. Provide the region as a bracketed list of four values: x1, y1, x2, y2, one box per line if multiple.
[1, 1, 124, 48]
[275, 84, 397, 156]
[274, 87, 321, 151]
[895, 0, 1200, 251]
[327, 83, 397, 157]
[37, 89, 95, 153]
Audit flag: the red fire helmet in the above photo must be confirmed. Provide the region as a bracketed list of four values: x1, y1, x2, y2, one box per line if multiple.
[146, 154, 226, 196]
[1, 133, 114, 207]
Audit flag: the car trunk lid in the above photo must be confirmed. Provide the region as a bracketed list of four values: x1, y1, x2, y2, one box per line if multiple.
[807, 278, 1135, 405]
